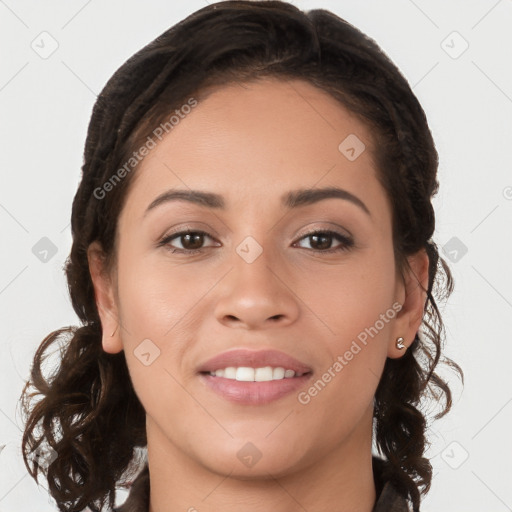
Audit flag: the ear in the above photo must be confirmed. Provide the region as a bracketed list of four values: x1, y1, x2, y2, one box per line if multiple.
[87, 241, 123, 354]
[388, 248, 429, 359]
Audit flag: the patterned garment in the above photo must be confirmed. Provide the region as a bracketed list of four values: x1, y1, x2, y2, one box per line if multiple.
[113, 456, 410, 512]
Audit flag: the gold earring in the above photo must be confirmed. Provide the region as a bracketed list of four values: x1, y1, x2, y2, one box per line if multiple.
[396, 337, 406, 350]
[110, 325, 118, 337]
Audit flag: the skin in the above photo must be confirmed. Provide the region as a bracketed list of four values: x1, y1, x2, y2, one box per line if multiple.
[88, 77, 429, 512]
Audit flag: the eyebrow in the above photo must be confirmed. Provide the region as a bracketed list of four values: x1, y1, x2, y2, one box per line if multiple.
[144, 186, 371, 217]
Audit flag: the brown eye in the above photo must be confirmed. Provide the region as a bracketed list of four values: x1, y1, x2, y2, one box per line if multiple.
[294, 230, 354, 253]
[159, 230, 218, 254]
[177, 232, 205, 250]
[309, 233, 333, 250]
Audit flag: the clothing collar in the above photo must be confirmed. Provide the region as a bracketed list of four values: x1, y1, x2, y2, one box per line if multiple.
[371, 457, 411, 512]
[114, 456, 410, 512]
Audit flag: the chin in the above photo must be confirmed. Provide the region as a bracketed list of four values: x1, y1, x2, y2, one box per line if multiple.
[196, 436, 309, 478]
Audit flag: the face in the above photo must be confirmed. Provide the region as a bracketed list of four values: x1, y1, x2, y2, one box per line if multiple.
[89, 78, 427, 478]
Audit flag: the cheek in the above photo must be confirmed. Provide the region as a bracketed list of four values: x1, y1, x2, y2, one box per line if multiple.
[114, 251, 202, 423]
[297, 246, 397, 402]
[115, 246, 201, 336]
[298, 247, 397, 345]
[294, 277, 396, 447]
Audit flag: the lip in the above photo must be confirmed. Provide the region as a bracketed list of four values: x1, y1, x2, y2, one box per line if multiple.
[198, 372, 313, 405]
[196, 348, 313, 375]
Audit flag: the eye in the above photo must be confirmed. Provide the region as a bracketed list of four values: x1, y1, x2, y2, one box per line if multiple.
[158, 230, 219, 254]
[157, 228, 354, 255]
[293, 230, 354, 253]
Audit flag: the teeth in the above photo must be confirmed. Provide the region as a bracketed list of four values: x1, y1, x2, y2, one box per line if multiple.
[208, 366, 301, 381]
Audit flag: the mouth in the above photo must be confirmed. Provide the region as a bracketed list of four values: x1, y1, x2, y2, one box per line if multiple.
[198, 367, 314, 405]
[196, 348, 313, 405]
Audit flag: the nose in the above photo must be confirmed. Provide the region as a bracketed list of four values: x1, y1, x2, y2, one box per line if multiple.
[213, 244, 300, 330]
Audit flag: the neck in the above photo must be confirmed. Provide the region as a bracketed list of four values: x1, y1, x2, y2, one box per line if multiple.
[146, 406, 377, 512]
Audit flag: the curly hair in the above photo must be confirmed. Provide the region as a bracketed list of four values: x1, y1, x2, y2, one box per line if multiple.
[19, 1, 463, 511]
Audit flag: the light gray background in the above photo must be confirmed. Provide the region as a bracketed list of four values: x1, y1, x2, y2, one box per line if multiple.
[1, 1, 511, 511]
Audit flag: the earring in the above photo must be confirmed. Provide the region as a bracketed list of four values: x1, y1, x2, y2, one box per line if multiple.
[396, 337, 406, 350]
[110, 325, 118, 337]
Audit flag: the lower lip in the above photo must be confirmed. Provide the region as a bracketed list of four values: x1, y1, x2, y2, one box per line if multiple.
[198, 373, 313, 405]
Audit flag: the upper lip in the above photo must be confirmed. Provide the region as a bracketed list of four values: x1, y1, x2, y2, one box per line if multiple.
[197, 349, 313, 374]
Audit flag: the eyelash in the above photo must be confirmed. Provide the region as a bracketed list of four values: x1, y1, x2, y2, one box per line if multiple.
[157, 229, 354, 255]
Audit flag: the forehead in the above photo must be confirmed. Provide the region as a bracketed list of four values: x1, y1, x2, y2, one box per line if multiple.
[119, 77, 388, 221]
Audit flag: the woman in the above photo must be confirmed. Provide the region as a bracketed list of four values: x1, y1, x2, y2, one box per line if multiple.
[20, 2, 462, 511]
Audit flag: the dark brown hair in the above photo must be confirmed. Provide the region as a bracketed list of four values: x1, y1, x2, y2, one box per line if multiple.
[20, 2, 462, 511]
